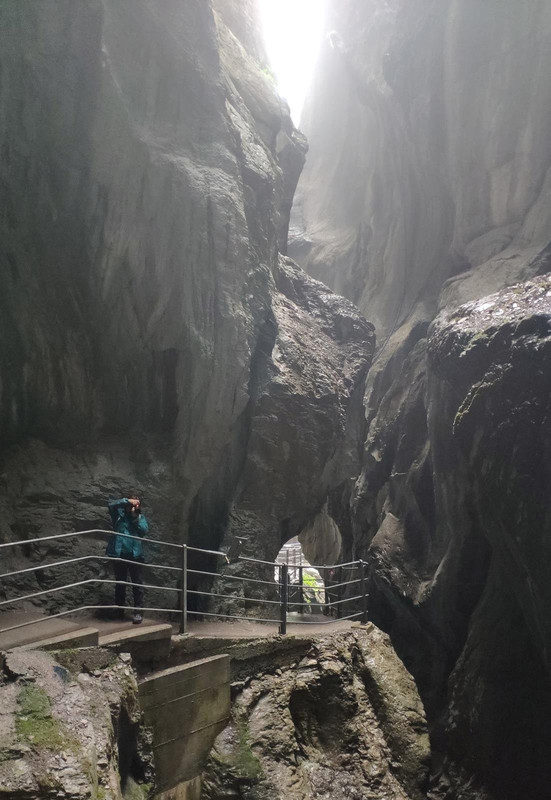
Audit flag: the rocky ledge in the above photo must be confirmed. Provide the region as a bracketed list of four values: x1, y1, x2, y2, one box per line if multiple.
[0, 648, 152, 800]
[202, 627, 430, 800]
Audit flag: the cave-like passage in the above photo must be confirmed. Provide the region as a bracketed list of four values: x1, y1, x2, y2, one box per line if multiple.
[275, 537, 327, 616]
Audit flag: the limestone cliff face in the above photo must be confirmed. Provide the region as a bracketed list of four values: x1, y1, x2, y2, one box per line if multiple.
[0, 0, 372, 613]
[294, 1, 551, 797]
[0, 648, 151, 800]
[426, 277, 551, 799]
[203, 627, 430, 800]
[294, 0, 551, 336]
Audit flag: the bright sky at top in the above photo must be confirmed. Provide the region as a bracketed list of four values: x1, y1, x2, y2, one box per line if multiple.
[257, 0, 327, 127]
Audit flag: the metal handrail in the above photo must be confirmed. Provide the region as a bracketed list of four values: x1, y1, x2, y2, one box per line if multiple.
[0, 554, 182, 582]
[0, 527, 369, 641]
[187, 589, 281, 606]
[0, 577, 181, 608]
[0, 528, 182, 550]
[0, 605, 183, 636]
[290, 611, 363, 625]
[187, 569, 277, 587]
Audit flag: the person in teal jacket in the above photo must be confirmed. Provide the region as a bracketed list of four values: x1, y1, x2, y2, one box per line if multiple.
[106, 495, 149, 624]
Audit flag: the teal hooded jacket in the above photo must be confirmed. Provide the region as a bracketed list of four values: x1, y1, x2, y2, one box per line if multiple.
[106, 498, 149, 559]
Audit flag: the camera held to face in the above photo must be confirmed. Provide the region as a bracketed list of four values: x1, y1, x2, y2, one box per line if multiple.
[127, 498, 141, 515]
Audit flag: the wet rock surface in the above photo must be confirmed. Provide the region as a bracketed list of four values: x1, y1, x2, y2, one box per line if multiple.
[206, 256, 374, 562]
[188, 254, 373, 614]
[202, 627, 429, 800]
[294, 0, 551, 337]
[3, 0, 551, 798]
[425, 277, 551, 799]
[293, 1, 551, 797]
[0, 0, 369, 618]
[347, 276, 551, 800]
[0, 0, 293, 526]
[0, 648, 152, 799]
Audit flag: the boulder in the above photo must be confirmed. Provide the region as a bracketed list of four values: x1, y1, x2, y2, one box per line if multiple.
[0, 648, 152, 800]
[202, 627, 430, 800]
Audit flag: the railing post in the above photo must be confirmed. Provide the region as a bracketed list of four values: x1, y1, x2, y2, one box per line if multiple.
[336, 566, 342, 619]
[359, 559, 368, 624]
[279, 563, 288, 635]
[298, 565, 303, 611]
[179, 544, 188, 634]
[287, 569, 291, 613]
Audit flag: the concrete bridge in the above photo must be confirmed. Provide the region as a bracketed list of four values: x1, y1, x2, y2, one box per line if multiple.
[139, 654, 231, 800]
[0, 532, 367, 797]
[0, 608, 362, 799]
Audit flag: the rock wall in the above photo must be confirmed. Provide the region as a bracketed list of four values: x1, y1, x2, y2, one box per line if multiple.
[427, 277, 551, 799]
[293, 1, 551, 797]
[0, 0, 373, 616]
[0, 647, 152, 799]
[293, 0, 551, 336]
[0, 628, 428, 800]
[5, 0, 550, 796]
[202, 627, 430, 800]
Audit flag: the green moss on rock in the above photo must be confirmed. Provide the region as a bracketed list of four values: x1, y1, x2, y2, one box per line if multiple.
[235, 719, 263, 780]
[16, 684, 67, 750]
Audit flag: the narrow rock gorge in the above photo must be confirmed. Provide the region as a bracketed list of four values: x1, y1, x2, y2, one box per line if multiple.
[1, 1, 551, 799]
[292, 1, 551, 798]
[0, 0, 373, 605]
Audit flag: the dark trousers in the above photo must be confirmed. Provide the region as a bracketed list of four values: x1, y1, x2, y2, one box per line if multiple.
[113, 557, 144, 610]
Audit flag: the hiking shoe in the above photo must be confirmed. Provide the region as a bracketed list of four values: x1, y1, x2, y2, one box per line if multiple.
[132, 613, 143, 625]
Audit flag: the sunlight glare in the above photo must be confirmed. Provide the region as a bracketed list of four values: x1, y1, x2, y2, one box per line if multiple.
[257, 0, 327, 127]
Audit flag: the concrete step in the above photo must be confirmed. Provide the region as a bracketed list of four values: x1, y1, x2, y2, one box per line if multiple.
[0, 611, 88, 651]
[98, 622, 173, 662]
[99, 622, 172, 647]
[19, 627, 99, 651]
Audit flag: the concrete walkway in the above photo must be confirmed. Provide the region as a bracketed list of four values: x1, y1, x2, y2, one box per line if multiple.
[0, 610, 177, 650]
[186, 615, 355, 638]
[0, 609, 355, 650]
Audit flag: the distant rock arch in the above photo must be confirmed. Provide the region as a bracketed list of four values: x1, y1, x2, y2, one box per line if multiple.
[298, 509, 342, 567]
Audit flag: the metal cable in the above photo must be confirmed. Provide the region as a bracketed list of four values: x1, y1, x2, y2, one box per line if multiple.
[0, 605, 182, 636]
[0, 554, 181, 581]
[186, 545, 226, 557]
[238, 555, 280, 567]
[187, 569, 277, 587]
[328, 594, 364, 606]
[307, 560, 361, 570]
[186, 609, 276, 624]
[288, 611, 363, 625]
[325, 577, 361, 590]
[0, 528, 181, 551]
[186, 589, 281, 605]
[0, 577, 180, 608]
